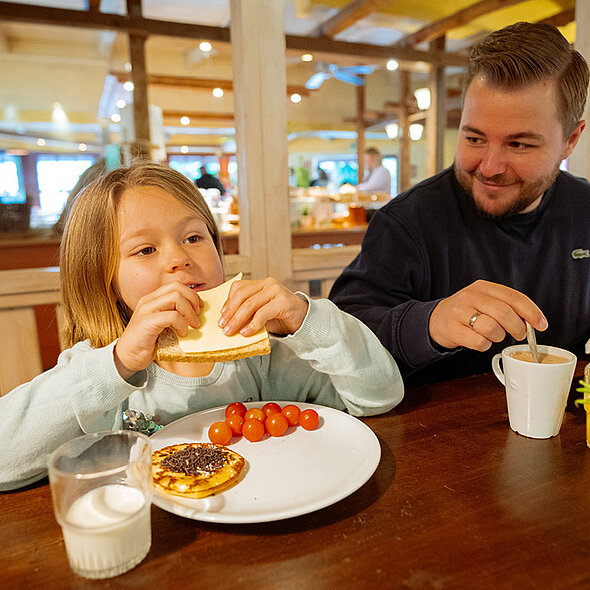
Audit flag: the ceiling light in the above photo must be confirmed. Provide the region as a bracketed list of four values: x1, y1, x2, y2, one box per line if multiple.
[116, 99, 127, 109]
[5, 104, 18, 121]
[36, 138, 46, 147]
[414, 87, 431, 110]
[180, 145, 189, 154]
[212, 87, 224, 98]
[111, 113, 121, 123]
[385, 123, 399, 139]
[301, 53, 313, 62]
[52, 102, 68, 126]
[199, 41, 212, 53]
[409, 123, 424, 140]
[290, 93, 302, 103]
[78, 143, 87, 152]
[123, 81, 134, 92]
[180, 116, 191, 126]
[386, 59, 399, 71]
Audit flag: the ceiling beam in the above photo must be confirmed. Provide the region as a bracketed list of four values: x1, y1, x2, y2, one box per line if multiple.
[285, 33, 468, 67]
[320, 0, 389, 38]
[394, 0, 528, 47]
[0, 1, 232, 41]
[111, 71, 312, 97]
[163, 110, 235, 122]
[536, 8, 575, 29]
[0, 1, 468, 68]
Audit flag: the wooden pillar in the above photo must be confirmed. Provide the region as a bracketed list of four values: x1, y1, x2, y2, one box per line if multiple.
[425, 35, 446, 176]
[399, 70, 412, 191]
[230, 0, 291, 282]
[568, 0, 590, 179]
[20, 154, 39, 207]
[218, 154, 230, 189]
[127, 0, 150, 159]
[356, 80, 366, 183]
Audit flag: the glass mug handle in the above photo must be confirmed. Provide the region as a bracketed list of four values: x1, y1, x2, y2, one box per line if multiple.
[492, 353, 506, 386]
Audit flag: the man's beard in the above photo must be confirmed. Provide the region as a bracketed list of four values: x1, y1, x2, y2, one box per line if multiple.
[455, 162, 561, 219]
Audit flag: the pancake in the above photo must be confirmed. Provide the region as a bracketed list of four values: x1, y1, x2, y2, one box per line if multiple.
[152, 442, 246, 499]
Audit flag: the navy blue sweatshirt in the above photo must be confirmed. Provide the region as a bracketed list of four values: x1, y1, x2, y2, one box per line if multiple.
[330, 166, 590, 385]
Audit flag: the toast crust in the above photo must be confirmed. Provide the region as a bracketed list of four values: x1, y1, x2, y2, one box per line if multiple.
[156, 327, 271, 362]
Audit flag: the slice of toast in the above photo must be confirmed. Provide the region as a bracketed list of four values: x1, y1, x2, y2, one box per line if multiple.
[156, 273, 271, 363]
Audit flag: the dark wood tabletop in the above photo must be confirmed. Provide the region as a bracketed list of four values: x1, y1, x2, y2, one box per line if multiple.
[4, 363, 590, 590]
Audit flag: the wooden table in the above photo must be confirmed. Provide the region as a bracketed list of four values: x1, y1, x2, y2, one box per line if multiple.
[4, 365, 590, 589]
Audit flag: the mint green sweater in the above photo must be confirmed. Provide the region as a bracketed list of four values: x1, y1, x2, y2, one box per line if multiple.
[0, 298, 403, 490]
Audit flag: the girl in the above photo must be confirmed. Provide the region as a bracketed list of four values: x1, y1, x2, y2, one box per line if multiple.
[0, 162, 403, 490]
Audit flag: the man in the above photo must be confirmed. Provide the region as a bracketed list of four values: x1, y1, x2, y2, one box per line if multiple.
[195, 165, 225, 195]
[330, 22, 590, 385]
[357, 147, 391, 193]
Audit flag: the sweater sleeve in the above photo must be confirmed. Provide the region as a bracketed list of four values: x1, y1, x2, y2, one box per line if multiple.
[0, 341, 144, 491]
[261, 295, 404, 416]
[329, 207, 457, 377]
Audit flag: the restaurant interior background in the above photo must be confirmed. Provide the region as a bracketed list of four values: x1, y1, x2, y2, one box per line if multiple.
[0, 0, 587, 381]
[1, 0, 580, 229]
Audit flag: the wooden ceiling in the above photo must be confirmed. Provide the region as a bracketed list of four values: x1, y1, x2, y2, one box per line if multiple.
[0, 0, 578, 153]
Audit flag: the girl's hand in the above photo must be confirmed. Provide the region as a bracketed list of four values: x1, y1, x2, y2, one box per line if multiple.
[218, 278, 308, 337]
[114, 282, 202, 379]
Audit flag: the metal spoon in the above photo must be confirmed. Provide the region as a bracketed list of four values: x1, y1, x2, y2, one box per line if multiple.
[526, 321, 540, 363]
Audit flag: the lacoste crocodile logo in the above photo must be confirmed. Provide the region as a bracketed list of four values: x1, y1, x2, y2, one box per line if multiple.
[571, 248, 590, 260]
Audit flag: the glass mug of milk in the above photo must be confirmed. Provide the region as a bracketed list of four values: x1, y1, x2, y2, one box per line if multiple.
[48, 431, 152, 579]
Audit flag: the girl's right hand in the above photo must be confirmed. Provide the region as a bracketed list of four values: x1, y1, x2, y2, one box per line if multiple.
[113, 282, 202, 379]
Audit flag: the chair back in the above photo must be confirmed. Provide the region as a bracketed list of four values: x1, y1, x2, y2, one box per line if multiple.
[0, 267, 62, 395]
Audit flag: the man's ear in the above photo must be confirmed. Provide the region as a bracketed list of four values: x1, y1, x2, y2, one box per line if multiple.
[563, 120, 586, 159]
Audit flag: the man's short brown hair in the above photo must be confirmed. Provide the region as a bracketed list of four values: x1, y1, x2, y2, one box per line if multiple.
[463, 22, 589, 137]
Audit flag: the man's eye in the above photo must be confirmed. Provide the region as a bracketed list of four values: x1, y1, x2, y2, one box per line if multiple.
[509, 141, 533, 150]
[466, 136, 483, 145]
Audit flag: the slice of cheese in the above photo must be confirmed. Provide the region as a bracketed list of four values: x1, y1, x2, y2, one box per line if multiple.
[178, 273, 268, 353]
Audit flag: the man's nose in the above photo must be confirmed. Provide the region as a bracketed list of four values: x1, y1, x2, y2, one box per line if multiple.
[478, 146, 507, 178]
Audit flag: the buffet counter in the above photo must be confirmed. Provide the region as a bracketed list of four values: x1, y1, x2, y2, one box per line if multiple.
[0, 221, 368, 267]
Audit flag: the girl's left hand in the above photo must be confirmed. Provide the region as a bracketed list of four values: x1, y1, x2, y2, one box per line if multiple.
[218, 278, 308, 336]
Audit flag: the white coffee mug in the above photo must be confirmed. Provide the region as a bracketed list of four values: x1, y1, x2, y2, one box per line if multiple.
[492, 344, 576, 439]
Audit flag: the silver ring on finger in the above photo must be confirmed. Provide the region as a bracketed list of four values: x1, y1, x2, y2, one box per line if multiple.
[468, 311, 482, 329]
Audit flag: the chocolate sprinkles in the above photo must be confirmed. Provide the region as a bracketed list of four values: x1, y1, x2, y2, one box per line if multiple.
[161, 446, 228, 476]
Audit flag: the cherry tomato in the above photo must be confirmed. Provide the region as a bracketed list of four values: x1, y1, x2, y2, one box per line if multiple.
[242, 418, 265, 442]
[265, 412, 288, 437]
[225, 413, 245, 436]
[262, 402, 282, 417]
[281, 404, 301, 426]
[244, 408, 266, 423]
[225, 402, 247, 419]
[208, 421, 232, 445]
[299, 409, 319, 431]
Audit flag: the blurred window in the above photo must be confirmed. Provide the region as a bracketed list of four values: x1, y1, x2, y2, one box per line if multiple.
[169, 155, 237, 188]
[36, 155, 95, 223]
[0, 153, 26, 204]
[315, 155, 398, 195]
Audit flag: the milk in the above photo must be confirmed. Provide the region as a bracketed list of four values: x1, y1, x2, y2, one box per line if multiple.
[62, 484, 151, 579]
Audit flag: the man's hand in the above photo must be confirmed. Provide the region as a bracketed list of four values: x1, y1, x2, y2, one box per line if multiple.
[429, 280, 548, 351]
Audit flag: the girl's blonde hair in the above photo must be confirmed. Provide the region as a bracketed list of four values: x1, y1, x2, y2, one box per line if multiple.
[60, 161, 223, 348]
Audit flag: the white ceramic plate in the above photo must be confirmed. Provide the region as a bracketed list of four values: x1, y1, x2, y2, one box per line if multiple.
[150, 402, 381, 523]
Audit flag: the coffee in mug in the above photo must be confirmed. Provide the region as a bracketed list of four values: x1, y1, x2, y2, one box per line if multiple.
[509, 351, 569, 364]
[492, 344, 576, 439]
